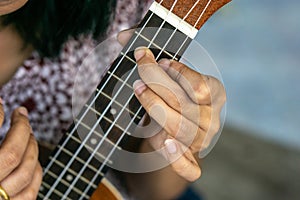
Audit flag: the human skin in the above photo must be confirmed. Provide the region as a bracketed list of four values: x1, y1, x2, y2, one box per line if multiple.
[125, 47, 226, 199]
[0, 0, 28, 15]
[0, 2, 226, 199]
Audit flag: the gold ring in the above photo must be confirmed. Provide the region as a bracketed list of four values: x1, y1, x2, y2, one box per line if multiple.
[0, 185, 10, 200]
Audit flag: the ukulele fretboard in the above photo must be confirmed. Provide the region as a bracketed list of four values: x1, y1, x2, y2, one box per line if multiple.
[38, 0, 232, 198]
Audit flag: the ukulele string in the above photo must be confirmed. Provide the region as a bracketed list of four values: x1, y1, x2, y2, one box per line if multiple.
[46, 0, 211, 198]
[43, 1, 165, 198]
[56, 0, 175, 198]
[76, 0, 190, 198]
[173, 0, 212, 59]
[80, 0, 212, 198]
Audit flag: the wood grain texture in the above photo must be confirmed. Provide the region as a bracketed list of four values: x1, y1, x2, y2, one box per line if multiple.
[155, 0, 231, 30]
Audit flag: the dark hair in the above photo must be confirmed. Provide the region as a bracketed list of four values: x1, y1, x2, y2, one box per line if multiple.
[1, 0, 116, 57]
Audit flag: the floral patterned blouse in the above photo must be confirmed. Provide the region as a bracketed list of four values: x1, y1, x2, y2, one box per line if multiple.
[0, 0, 153, 145]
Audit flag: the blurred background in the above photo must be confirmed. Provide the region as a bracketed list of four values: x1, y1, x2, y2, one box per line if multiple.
[191, 0, 300, 199]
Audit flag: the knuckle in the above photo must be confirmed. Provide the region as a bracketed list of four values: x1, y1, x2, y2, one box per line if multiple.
[4, 149, 21, 168]
[138, 62, 154, 75]
[18, 169, 34, 186]
[175, 64, 188, 82]
[145, 95, 159, 110]
[172, 120, 186, 139]
[194, 81, 211, 103]
[19, 170, 32, 187]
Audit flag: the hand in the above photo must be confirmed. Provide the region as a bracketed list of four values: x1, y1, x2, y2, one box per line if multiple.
[0, 101, 42, 200]
[132, 47, 226, 182]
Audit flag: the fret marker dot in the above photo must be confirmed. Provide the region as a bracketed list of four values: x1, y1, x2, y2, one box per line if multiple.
[91, 138, 97, 145]
[40, 186, 44, 191]
[66, 174, 73, 182]
[110, 108, 117, 115]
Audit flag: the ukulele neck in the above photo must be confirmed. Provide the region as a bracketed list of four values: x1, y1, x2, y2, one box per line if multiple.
[38, 0, 231, 199]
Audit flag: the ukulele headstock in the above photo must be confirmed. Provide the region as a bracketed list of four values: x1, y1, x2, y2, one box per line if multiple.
[155, 0, 231, 30]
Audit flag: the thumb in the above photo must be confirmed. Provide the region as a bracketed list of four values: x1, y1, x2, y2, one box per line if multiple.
[134, 47, 157, 65]
[117, 28, 135, 47]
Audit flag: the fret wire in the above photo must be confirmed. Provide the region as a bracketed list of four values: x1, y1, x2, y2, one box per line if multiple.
[38, 192, 45, 199]
[47, 155, 98, 188]
[43, 0, 204, 197]
[82, 0, 213, 198]
[64, 132, 114, 165]
[82, 0, 209, 196]
[58, 144, 111, 173]
[41, 1, 182, 198]
[74, 67, 143, 199]
[67, 2, 168, 197]
[46, 8, 161, 198]
[82, 87, 144, 197]
[93, 90, 142, 120]
[49, 157, 104, 178]
[41, 182, 70, 200]
[106, 71, 134, 89]
[155, 0, 201, 60]
[81, 0, 177, 195]
[75, 115, 123, 150]
[44, 13, 156, 199]
[162, 0, 211, 65]
[80, 1, 181, 196]
[46, 170, 92, 199]
[119, 52, 137, 65]
[133, 31, 178, 60]
[83, 105, 136, 136]
[173, 0, 212, 59]
[62, 64, 138, 198]
[82, 1, 179, 151]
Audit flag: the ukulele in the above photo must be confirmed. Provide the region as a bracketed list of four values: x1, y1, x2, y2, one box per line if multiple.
[38, 0, 231, 199]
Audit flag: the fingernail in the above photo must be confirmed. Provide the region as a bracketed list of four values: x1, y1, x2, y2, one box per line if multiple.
[133, 80, 147, 95]
[0, 97, 3, 105]
[19, 107, 28, 117]
[134, 46, 147, 61]
[158, 59, 171, 71]
[165, 139, 177, 154]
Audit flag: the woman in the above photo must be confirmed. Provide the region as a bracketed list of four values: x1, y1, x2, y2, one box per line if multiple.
[0, 0, 226, 199]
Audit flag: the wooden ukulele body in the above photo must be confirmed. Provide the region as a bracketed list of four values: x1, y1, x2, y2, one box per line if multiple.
[90, 178, 122, 200]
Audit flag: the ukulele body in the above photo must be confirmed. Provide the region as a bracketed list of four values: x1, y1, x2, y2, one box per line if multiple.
[91, 178, 122, 200]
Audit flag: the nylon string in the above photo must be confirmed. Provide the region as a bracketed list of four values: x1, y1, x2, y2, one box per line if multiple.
[44, 0, 211, 198]
[80, 0, 212, 198]
[43, 1, 165, 198]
